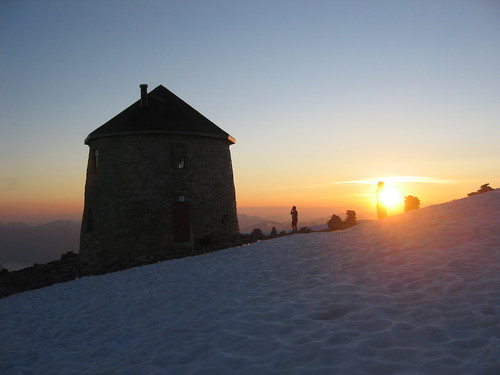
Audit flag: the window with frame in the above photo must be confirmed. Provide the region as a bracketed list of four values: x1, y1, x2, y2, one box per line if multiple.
[89, 149, 99, 175]
[95, 149, 99, 169]
[171, 143, 186, 169]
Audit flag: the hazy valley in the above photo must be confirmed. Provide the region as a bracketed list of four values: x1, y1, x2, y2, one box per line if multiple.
[0, 214, 332, 271]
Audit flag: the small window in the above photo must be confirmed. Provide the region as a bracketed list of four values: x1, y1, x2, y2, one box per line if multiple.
[89, 149, 99, 175]
[171, 143, 186, 169]
[95, 150, 99, 169]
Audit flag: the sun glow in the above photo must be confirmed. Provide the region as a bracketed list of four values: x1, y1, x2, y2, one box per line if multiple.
[379, 186, 403, 209]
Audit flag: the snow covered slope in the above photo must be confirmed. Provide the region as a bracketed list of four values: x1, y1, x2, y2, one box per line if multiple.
[1, 190, 500, 375]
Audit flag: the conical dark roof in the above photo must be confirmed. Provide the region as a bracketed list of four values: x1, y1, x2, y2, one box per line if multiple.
[85, 85, 235, 144]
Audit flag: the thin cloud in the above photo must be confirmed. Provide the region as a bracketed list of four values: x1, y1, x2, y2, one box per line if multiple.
[272, 182, 334, 190]
[272, 176, 456, 191]
[334, 176, 456, 185]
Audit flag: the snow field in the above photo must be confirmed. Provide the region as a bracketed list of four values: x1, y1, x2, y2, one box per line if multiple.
[1, 190, 500, 374]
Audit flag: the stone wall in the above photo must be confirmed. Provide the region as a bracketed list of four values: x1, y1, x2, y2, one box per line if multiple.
[80, 134, 238, 261]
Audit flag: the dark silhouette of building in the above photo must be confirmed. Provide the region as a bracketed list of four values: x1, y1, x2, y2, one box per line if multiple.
[80, 84, 239, 261]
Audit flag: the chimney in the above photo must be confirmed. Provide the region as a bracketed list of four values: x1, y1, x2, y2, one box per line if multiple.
[140, 84, 148, 111]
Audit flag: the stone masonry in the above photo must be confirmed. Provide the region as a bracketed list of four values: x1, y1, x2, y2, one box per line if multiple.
[79, 85, 239, 261]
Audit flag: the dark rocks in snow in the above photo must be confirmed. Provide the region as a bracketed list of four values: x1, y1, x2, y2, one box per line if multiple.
[0, 251, 185, 299]
[404, 195, 421, 212]
[0, 227, 324, 299]
[468, 183, 494, 196]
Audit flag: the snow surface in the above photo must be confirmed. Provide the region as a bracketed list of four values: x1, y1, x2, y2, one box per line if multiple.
[1, 190, 500, 375]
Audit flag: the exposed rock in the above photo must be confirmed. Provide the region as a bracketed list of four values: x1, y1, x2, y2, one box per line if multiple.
[1, 229, 317, 299]
[468, 183, 494, 196]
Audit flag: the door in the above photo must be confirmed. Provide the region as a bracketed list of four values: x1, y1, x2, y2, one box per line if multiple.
[173, 201, 190, 242]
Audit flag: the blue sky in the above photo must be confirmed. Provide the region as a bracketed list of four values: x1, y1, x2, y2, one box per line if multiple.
[1, 0, 499, 222]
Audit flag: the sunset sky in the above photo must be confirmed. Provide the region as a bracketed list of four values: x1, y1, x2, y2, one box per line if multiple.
[1, 0, 499, 224]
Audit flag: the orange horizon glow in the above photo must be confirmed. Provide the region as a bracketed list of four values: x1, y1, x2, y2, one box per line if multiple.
[0, 199, 83, 223]
[235, 175, 486, 220]
[1, 175, 496, 224]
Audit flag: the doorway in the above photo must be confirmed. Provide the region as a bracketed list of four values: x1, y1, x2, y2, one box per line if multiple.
[173, 201, 190, 242]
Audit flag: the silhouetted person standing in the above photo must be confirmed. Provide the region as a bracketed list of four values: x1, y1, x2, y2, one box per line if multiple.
[290, 206, 298, 232]
[376, 181, 387, 219]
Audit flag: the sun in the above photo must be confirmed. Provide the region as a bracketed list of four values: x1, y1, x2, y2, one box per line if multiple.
[379, 186, 403, 209]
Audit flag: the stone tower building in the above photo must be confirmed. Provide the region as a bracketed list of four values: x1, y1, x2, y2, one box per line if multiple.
[79, 84, 239, 261]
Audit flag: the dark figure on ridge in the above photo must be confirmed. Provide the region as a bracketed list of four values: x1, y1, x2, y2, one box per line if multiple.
[290, 206, 298, 232]
[376, 181, 387, 219]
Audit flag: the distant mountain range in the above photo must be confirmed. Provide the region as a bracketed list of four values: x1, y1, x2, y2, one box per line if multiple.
[0, 215, 330, 271]
[0, 220, 81, 271]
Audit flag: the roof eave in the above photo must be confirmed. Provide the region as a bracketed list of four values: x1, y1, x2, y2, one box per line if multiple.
[85, 130, 236, 145]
